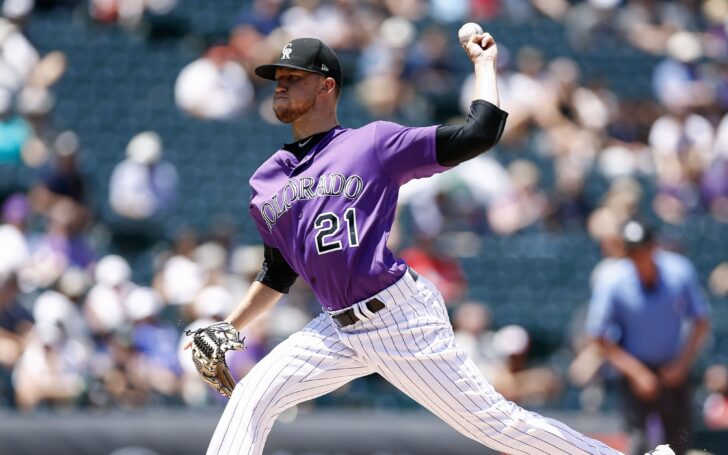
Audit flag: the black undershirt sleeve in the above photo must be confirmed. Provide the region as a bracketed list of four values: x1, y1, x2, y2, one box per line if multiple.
[255, 244, 299, 294]
[435, 100, 508, 167]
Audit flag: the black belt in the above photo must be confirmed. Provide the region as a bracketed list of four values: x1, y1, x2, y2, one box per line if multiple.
[332, 268, 418, 328]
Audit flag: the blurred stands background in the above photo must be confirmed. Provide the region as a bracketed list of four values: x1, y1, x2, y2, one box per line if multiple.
[0, 0, 728, 451]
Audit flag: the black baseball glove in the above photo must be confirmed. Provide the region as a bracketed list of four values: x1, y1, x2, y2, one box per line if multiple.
[185, 321, 246, 398]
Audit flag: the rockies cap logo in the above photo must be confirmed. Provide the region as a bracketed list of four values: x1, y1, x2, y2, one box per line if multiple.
[254, 38, 343, 86]
[281, 43, 293, 60]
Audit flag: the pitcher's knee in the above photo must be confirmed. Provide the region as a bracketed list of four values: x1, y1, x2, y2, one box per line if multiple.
[230, 383, 290, 427]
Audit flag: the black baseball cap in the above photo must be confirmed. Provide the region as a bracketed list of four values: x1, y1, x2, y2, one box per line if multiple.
[621, 219, 655, 251]
[255, 38, 343, 87]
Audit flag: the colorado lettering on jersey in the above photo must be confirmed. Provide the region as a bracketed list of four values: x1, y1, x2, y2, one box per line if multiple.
[260, 173, 364, 230]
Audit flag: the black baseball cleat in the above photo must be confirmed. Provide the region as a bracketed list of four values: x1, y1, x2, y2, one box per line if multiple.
[644, 445, 675, 455]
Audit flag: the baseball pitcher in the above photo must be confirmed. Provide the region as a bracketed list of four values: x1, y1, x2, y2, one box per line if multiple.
[188, 32, 674, 455]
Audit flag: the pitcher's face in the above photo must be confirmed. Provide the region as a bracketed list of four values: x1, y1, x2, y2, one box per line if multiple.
[272, 68, 323, 123]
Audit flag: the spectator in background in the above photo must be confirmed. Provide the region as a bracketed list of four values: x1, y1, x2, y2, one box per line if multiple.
[109, 131, 178, 220]
[546, 157, 591, 231]
[0, 8, 66, 167]
[229, 0, 287, 78]
[14, 290, 91, 410]
[601, 177, 644, 223]
[429, 0, 468, 24]
[652, 32, 713, 113]
[708, 261, 728, 298]
[701, 156, 728, 222]
[587, 205, 626, 286]
[0, 14, 51, 167]
[647, 99, 715, 224]
[192, 241, 230, 291]
[399, 232, 466, 303]
[398, 153, 516, 237]
[233, 0, 283, 37]
[16, 64, 58, 137]
[701, 113, 728, 221]
[452, 301, 496, 375]
[490, 159, 548, 234]
[2, 0, 34, 23]
[0, 88, 30, 163]
[0, 17, 39, 94]
[27, 198, 95, 288]
[154, 228, 205, 307]
[0, 272, 32, 407]
[88, 330, 151, 409]
[27, 130, 92, 230]
[355, 16, 415, 119]
[84, 254, 134, 336]
[616, 0, 700, 55]
[505, 47, 551, 129]
[586, 219, 710, 455]
[89, 0, 178, 28]
[703, 364, 728, 430]
[488, 324, 562, 406]
[404, 25, 459, 120]
[174, 45, 254, 121]
[202, 241, 256, 303]
[470, 0, 502, 21]
[230, 244, 265, 285]
[703, 0, 728, 61]
[0, 194, 30, 276]
[41, 131, 86, 205]
[563, 0, 620, 52]
[124, 287, 181, 404]
[14, 47, 67, 168]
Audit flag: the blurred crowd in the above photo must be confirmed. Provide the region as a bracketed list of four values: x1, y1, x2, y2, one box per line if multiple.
[0, 193, 321, 409]
[0, 0, 727, 433]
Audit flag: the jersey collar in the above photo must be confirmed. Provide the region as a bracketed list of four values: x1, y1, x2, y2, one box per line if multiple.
[283, 126, 339, 161]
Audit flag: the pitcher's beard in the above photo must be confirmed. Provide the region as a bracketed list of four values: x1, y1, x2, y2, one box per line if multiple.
[273, 96, 316, 124]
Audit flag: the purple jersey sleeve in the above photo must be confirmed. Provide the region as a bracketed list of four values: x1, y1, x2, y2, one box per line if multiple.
[373, 121, 448, 186]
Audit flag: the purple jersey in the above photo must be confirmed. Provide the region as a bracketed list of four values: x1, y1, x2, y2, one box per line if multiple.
[249, 121, 447, 311]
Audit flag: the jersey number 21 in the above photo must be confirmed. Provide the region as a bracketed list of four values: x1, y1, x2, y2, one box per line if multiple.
[314, 208, 359, 254]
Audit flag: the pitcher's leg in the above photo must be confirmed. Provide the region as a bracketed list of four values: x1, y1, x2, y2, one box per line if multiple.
[352, 277, 623, 455]
[207, 314, 373, 455]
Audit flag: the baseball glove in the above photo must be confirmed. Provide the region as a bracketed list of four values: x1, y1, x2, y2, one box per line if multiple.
[185, 321, 246, 398]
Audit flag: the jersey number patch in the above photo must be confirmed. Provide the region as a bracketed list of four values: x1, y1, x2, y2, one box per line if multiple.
[314, 208, 359, 255]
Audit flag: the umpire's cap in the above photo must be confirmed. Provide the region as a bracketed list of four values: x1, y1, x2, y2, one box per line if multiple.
[255, 38, 343, 87]
[621, 219, 655, 251]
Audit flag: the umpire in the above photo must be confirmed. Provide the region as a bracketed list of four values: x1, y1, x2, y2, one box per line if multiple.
[586, 219, 710, 455]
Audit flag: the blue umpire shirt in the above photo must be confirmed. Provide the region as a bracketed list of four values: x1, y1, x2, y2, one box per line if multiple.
[586, 249, 709, 367]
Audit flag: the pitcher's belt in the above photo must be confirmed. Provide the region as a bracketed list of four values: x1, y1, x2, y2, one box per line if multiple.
[332, 268, 418, 328]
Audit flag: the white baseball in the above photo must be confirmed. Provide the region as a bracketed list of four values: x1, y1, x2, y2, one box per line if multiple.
[458, 22, 484, 44]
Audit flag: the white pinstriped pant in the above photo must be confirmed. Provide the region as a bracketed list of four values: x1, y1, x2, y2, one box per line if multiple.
[207, 271, 623, 455]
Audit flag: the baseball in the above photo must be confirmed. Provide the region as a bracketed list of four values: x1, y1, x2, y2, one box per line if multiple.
[458, 22, 484, 44]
